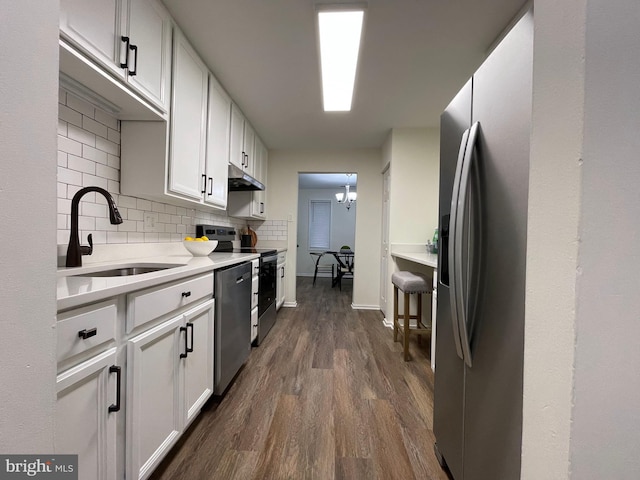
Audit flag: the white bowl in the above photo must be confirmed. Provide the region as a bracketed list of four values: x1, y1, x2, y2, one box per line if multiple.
[182, 240, 218, 256]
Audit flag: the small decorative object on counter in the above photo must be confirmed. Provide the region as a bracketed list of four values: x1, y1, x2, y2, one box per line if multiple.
[427, 228, 439, 254]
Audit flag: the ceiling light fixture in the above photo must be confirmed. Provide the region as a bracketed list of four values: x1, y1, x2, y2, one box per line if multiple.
[336, 173, 357, 210]
[316, 4, 366, 112]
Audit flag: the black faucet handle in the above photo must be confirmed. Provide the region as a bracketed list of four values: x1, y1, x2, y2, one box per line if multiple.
[80, 233, 94, 256]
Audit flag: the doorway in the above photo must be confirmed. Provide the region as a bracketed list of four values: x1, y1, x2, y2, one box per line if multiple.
[296, 173, 357, 296]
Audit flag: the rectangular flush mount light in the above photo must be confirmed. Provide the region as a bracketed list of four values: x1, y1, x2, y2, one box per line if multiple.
[317, 4, 366, 112]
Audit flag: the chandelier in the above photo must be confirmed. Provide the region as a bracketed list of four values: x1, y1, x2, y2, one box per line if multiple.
[336, 173, 357, 210]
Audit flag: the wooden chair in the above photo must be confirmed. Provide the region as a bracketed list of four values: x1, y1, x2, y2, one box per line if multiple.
[310, 252, 334, 285]
[392, 271, 432, 361]
[334, 248, 354, 290]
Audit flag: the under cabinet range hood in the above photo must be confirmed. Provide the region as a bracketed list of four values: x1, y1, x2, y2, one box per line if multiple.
[228, 163, 265, 191]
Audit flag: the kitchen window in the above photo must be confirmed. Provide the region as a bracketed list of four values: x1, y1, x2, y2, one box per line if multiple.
[308, 200, 331, 250]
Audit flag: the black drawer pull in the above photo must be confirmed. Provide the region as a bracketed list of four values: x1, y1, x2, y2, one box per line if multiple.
[108, 366, 121, 413]
[129, 44, 138, 75]
[186, 322, 194, 353]
[120, 36, 130, 69]
[180, 326, 188, 358]
[78, 328, 97, 339]
[182, 291, 191, 298]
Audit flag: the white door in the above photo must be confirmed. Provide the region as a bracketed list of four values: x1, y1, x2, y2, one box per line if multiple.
[204, 75, 231, 209]
[229, 103, 245, 169]
[60, 0, 127, 79]
[183, 299, 215, 427]
[169, 29, 208, 200]
[56, 348, 119, 480]
[127, 316, 184, 480]
[380, 168, 391, 317]
[126, 0, 172, 110]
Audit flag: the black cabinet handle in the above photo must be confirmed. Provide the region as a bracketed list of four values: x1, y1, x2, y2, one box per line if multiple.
[78, 328, 97, 339]
[180, 326, 188, 358]
[281, 266, 285, 278]
[129, 44, 138, 76]
[108, 366, 121, 413]
[201, 174, 206, 194]
[208, 177, 213, 196]
[186, 322, 194, 353]
[260, 202, 264, 214]
[120, 36, 130, 69]
[182, 291, 191, 298]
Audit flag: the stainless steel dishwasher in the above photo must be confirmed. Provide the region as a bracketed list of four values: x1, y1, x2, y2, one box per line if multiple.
[214, 261, 251, 395]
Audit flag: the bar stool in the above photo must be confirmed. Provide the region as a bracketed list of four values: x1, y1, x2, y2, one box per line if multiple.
[392, 271, 432, 361]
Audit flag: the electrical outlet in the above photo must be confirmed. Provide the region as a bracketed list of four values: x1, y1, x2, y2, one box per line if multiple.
[144, 213, 156, 230]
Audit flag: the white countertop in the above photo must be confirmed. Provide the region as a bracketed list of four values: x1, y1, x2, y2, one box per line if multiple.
[57, 250, 258, 311]
[390, 243, 438, 268]
[391, 251, 438, 268]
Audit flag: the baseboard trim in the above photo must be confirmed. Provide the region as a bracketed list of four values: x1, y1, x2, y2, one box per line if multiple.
[382, 317, 422, 328]
[351, 304, 380, 310]
[282, 301, 298, 308]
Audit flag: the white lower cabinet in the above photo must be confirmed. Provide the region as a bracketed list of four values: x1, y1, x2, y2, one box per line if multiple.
[126, 298, 214, 480]
[183, 300, 215, 427]
[56, 347, 120, 480]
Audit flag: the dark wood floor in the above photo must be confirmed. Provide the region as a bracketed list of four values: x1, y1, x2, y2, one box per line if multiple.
[150, 276, 449, 480]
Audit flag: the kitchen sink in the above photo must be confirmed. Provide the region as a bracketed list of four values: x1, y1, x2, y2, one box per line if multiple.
[68, 263, 183, 278]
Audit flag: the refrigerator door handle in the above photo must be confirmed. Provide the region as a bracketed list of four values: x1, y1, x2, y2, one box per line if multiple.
[448, 128, 470, 361]
[454, 121, 480, 368]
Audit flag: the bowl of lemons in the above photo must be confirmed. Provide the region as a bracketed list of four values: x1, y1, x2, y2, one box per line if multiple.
[182, 236, 218, 256]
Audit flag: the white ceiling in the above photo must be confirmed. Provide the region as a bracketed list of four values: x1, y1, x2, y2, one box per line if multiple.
[162, 0, 527, 150]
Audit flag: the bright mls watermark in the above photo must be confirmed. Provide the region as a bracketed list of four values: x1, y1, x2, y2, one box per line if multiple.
[0, 456, 77, 480]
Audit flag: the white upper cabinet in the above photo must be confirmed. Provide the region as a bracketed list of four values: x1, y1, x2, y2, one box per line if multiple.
[228, 135, 268, 219]
[168, 28, 208, 201]
[60, 0, 171, 112]
[60, 0, 128, 79]
[204, 75, 231, 209]
[229, 103, 246, 170]
[229, 104, 257, 177]
[243, 121, 256, 177]
[125, 0, 172, 110]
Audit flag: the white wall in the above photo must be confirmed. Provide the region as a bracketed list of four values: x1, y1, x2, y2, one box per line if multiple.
[0, 0, 59, 452]
[524, 1, 640, 478]
[388, 128, 440, 242]
[268, 149, 382, 308]
[381, 128, 440, 322]
[296, 188, 356, 276]
[571, 1, 640, 476]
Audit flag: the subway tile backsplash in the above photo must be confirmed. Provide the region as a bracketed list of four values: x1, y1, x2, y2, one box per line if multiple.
[57, 89, 287, 246]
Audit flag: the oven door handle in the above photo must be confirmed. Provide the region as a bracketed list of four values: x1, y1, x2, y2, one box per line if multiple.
[262, 254, 278, 263]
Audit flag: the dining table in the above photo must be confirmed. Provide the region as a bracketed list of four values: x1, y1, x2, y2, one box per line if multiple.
[327, 250, 354, 288]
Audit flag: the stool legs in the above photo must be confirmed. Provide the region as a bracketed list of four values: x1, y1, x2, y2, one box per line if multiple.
[393, 285, 399, 342]
[392, 288, 428, 362]
[404, 291, 411, 361]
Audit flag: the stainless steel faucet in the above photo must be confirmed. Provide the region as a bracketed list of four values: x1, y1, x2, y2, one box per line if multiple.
[66, 187, 123, 267]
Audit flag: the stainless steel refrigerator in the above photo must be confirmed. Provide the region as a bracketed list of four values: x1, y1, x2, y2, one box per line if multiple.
[433, 10, 533, 480]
